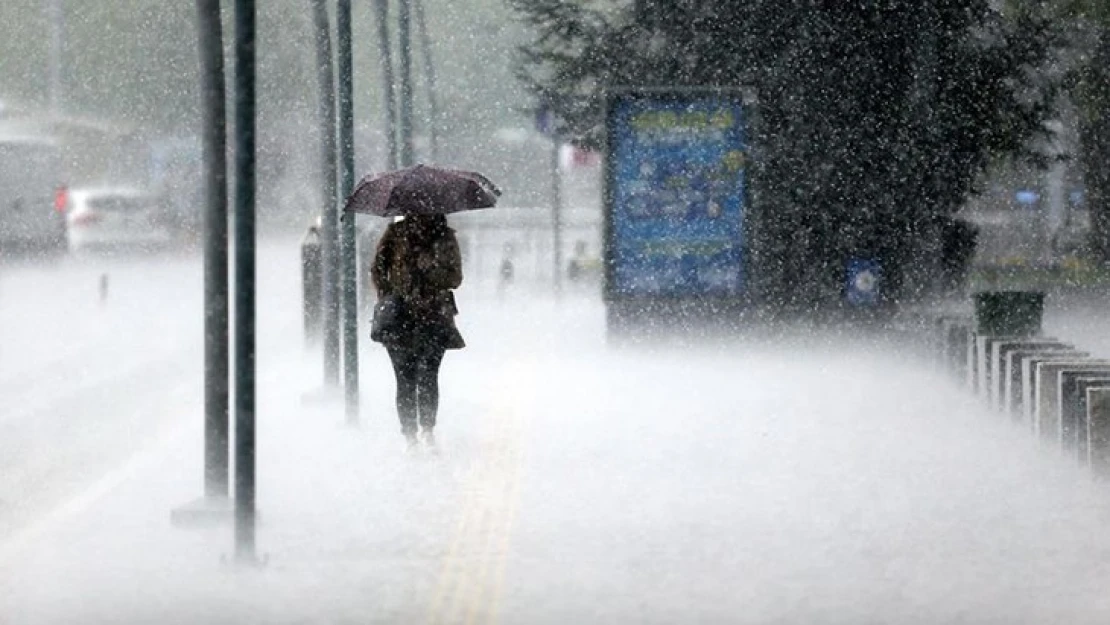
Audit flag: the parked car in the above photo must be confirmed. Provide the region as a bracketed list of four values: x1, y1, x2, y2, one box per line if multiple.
[0, 134, 68, 258]
[64, 186, 176, 254]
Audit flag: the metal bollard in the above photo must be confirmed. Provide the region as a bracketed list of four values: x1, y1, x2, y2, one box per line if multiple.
[302, 225, 322, 343]
[1031, 358, 1104, 439]
[1087, 388, 1110, 477]
[970, 291, 1044, 402]
[1062, 373, 1110, 458]
[1003, 344, 1072, 418]
[989, 339, 1065, 412]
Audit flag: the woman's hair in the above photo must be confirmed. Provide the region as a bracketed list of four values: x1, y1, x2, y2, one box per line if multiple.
[372, 214, 451, 296]
[409, 214, 447, 233]
[403, 215, 448, 249]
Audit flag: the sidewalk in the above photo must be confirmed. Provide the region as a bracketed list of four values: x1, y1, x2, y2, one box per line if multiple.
[0, 294, 567, 625]
[6, 297, 1110, 623]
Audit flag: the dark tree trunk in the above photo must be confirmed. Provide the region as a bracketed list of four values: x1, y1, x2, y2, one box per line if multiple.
[1083, 28, 1110, 263]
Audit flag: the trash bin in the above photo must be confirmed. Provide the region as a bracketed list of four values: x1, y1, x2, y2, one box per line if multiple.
[974, 290, 1043, 337]
[302, 225, 322, 342]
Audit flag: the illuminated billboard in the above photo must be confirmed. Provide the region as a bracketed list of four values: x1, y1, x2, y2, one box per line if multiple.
[604, 89, 748, 300]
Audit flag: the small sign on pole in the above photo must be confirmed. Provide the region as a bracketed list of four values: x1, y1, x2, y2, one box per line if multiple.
[845, 258, 881, 306]
[535, 103, 557, 138]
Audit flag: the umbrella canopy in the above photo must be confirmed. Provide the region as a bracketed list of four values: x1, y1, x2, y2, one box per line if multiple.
[342, 164, 501, 218]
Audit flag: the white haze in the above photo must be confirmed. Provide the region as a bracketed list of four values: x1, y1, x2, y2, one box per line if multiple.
[2, 238, 1110, 623]
[0, 2, 1106, 620]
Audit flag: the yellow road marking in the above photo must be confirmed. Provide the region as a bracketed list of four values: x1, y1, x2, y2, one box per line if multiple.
[426, 359, 535, 625]
[464, 443, 516, 625]
[487, 441, 525, 625]
[426, 471, 481, 623]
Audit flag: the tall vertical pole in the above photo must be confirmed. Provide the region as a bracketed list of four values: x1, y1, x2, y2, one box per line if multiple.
[232, 0, 257, 561]
[312, 0, 341, 386]
[551, 138, 563, 296]
[337, 0, 360, 425]
[373, 0, 398, 170]
[412, 0, 439, 162]
[46, 0, 64, 113]
[397, 0, 415, 166]
[197, 0, 230, 500]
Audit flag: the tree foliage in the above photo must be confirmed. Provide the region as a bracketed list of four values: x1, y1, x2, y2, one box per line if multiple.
[513, 0, 1059, 309]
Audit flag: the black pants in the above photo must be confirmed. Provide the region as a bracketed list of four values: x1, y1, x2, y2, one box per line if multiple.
[386, 343, 446, 435]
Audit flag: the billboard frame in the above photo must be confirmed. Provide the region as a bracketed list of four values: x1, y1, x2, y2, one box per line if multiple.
[602, 86, 759, 330]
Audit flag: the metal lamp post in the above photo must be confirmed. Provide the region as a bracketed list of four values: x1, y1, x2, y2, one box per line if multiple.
[337, 0, 359, 424]
[312, 0, 341, 387]
[232, 0, 258, 562]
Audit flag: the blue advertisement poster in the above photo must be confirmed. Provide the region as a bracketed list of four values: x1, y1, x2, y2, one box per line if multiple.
[605, 91, 747, 298]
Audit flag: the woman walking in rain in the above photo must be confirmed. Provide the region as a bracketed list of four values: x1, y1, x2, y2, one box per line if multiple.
[344, 164, 499, 450]
[371, 213, 465, 450]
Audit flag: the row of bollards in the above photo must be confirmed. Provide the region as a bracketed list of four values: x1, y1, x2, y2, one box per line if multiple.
[924, 291, 1110, 477]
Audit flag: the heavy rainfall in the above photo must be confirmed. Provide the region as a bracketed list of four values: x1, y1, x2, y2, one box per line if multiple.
[3, 0, 1110, 623]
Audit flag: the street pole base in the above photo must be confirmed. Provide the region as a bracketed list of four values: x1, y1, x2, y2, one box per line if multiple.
[170, 496, 234, 528]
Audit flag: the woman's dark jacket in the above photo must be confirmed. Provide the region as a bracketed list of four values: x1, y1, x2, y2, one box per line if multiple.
[370, 219, 465, 349]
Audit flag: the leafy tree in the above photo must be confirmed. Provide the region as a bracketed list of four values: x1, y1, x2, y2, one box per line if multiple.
[512, 0, 1059, 311]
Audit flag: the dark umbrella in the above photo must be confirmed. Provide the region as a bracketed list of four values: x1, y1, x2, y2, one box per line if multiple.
[342, 163, 501, 218]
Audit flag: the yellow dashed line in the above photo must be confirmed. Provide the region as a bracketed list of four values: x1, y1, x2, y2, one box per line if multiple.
[487, 439, 525, 625]
[426, 359, 534, 625]
[426, 474, 481, 623]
